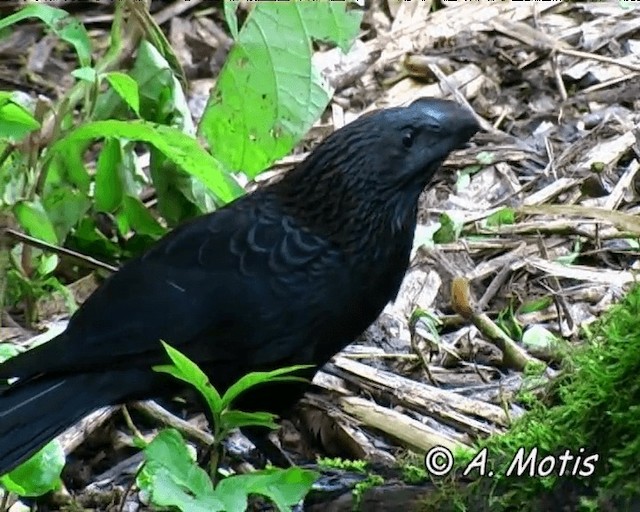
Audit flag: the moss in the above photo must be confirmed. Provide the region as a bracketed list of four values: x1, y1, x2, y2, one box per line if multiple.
[352, 474, 384, 511]
[401, 464, 429, 485]
[423, 284, 640, 511]
[317, 457, 386, 511]
[317, 457, 368, 473]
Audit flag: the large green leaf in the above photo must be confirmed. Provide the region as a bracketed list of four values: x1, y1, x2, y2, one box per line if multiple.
[201, 1, 362, 177]
[0, 93, 41, 142]
[13, 200, 58, 244]
[0, 441, 64, 496]
[47, 120, 243, 203]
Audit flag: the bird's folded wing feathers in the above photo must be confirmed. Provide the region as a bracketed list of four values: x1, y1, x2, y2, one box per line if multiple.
[0, 199, 344, 379]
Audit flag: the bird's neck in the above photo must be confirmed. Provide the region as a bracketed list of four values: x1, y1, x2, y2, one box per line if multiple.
[271, 166, 420, 257]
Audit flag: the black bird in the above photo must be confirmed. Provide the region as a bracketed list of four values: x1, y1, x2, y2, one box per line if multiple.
[0, 98, 479, 475]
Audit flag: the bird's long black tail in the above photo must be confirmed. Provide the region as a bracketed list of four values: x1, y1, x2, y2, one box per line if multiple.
[0, 371, 146, 476]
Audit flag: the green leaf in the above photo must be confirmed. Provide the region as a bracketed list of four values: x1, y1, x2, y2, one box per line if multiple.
[43, 275, 78, 313]
[221, 365, 312, 409]
[93, 41, 208, 217]
[143, 430, 199, 469]
[13, 200, 58, 244]
[70, 217, 122, 260]
[220, 410, 279, 431]
[476, 151, 495, 166]
[455, 172, 471, 192]
[412, 223, 441, 252]
[139, 429, 223, 512]
[518, 296, 553, 315]
[139, 430, 316, 512]
[0, 441, 64, 496]
[0, 148, 28, 206]
[150, 162, 215, 224]
[296, 2, 363, 53]
[555, 253, 579, 265]
[201, 2, 362, 177]
[433, 212, 464, 244]
[71, 66, 98, 83]
[42, 187, 92, 242]
[555, 239, 581, 266]
[0, 5, 66, 30]
[223, 0, 239, 39]
[216, 467, 318, 512]
[454, 164, 481, 194]
[53, 12, 92, 67]
[37, 253, 59, 276]
[127, 2, 186, 88]
[624, 238, 640, 249]
[0, 343, 21, 363]
[0, 5, 91, 67]
[47, 119, 243, 203]
[105, 72, 141, 117]
[95, 138, 124, 212]
[0, 93, 41, 142]
[44, 141, 91, 194]
[149, 469, 222, 512]
[522, 325, 559, 351]
[95, 41, 193, 134]
[486, 207, 515, 227]
[497, 304, 523, 341]
[154, 342, 223, 415]
[122, 195, 166, 238]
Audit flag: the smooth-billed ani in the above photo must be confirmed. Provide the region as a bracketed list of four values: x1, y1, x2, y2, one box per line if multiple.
[0, 98, 479, 474]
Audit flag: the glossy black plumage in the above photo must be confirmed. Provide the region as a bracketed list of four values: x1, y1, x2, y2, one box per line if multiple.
[0, 98, 479, 474]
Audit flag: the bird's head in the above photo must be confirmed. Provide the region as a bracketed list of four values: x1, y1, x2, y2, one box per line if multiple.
[277, 97, 480, 239]
[338, 97, 479, 194]
[290, 98, 479, 197]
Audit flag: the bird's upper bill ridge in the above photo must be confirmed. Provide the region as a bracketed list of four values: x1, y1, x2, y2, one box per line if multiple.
[408, 97, 480, 148]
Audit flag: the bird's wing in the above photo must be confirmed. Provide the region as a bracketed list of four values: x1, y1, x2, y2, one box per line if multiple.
[0, 194, 348, 379]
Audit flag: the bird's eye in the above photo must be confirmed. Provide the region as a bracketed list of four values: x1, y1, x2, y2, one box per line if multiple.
[402, 130, 415, 148]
